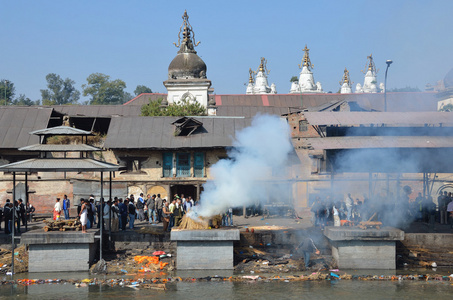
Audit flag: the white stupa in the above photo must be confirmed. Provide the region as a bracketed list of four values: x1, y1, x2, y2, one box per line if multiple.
[355, 54, 383, 93]
[245, 57, 277, 94]
[289, 45, 323, 94]
[339, 68, 352, 94]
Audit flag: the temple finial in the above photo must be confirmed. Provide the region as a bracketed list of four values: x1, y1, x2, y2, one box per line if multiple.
[257, 57, 270, 75]
[249, 68, 255, 83]
[173, 10, 200, 54]
[362, 54, 378, 74]
[299, 45, 313, 70]
[340, 67, 351, 85]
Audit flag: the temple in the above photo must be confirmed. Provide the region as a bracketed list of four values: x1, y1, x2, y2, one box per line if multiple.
[163, 11, 214, 114]
[355, 54, 383, 93]
[289, 45, 323, 94]
[245, 58, 277, 94]
[339, 68, 352, 94]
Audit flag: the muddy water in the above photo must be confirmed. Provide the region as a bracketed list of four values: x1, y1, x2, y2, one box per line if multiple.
[0, 270, 452, 299]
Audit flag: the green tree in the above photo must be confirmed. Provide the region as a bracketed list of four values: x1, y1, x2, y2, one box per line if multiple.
[41, 73, 80, 105]
[134, 85, 153, 96]
[290, 76, 298, 82]
[82, 73, 126, 105]
[0, 79, 16, 105]
[141, 98, 206, 116]
[12, 94, 40, 106]
[440, 103, 453, 112]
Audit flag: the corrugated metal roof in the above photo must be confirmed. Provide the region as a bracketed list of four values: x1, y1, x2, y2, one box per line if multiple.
[30, 126, 93, 136]
[50, 105, 142, 117]
[0, 158, 120, 172]
[302, 136, 453, 150]
[124, 92, 438, 112]
[0, 107, 53, 148]
[19, 144, 101, 152]
[303, 112, 453, 126]
[104, 116, 252, 149]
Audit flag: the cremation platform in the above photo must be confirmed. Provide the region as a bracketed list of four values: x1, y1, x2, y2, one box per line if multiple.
[21, 229, 99, 272]
[324, 226, 404, 269]
[171, 229, 240, 270]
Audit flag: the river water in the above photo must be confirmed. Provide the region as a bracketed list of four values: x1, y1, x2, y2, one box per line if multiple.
[0, 270, 452, 299]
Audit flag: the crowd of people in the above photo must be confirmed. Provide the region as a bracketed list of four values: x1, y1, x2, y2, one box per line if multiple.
[75, 193, 199, 233]
[311, 190, 453, 229]
[0, 199, 35, 235]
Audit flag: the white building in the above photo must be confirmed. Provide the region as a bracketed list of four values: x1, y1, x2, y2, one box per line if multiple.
[245, 58, 277, 94]
[163, 11, 214, 113]
[355, 54, 383, 93]
[339, 68, 352, 94]
[289, 45, 323, 94]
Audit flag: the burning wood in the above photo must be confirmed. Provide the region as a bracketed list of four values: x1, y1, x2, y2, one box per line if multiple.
[43, 219, 82, 231]
[178, 214, 209, 230]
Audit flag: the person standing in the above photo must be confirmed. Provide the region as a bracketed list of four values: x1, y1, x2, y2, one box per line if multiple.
[53, 198, 62, 221]
[168, 198, 176, 230]
[136, 193, 145, 221]
[146, 194, 156, 224]
[295, 237, 320, 269]
[128, 199, 136, 229]
[63, 195, 70, 220]
[18, 199, 26, 226]
[119, 199, 128, 231]
[14, 201, 21, 234]
[155, 194, 163, 223]
[447, 197, 453, 229]
[79, 199, 88, 233]
[3, 202, 11, 234]
[345, 193, 353, 222]
[162, 200, 171, 232]
[26, 202, 35, 222]
[111, 199, 119, 232]
[103, 200, 111, 231]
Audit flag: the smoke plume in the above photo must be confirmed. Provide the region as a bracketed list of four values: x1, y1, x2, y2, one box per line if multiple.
[192, 114, 293, 218]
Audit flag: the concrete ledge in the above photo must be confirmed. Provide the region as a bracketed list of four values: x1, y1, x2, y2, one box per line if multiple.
[21, 229, 99, 244]
[324, 226, 404, 241]
[171, 229, 240, 241]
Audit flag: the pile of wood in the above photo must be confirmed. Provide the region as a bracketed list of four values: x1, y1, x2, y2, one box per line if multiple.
[178, 214, 209, 230]
[357, 213, 382, 230]
[43, 219, 82, 232]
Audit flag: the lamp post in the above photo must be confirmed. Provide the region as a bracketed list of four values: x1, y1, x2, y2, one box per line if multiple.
[384, 60, 393, 112]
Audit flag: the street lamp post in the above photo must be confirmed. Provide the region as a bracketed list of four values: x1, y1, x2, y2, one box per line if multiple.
[384, 60, 393, 112]
[3, 80, 8, 105]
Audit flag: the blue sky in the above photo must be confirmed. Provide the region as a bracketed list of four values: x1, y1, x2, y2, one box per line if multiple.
[2, 0, 453, 102]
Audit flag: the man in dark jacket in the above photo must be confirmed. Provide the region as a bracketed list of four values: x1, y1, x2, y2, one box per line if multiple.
[295, 237, 320, 269]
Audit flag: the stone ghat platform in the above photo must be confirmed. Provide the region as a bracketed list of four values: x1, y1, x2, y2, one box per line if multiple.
[21, 229, 99, 272]
[324, 226, 404, 270]
[171, 229, 240, 270]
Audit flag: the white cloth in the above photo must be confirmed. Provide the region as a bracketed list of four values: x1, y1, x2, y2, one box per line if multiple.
[80, 208, 87, 225]
[447, 201, 453, 212]
[54, 202, 62, 212]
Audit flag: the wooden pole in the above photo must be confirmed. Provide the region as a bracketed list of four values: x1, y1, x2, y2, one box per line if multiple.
[11, 172, 16, 275]
[100, 172, 103, 262]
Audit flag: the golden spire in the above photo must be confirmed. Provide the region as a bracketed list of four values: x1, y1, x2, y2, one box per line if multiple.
[256, 57, 270, 75]
[299, 45, 314, 70]
[361, 54, 378, 74]
[173, 10, 200, 54]
[340, 67, 352, 86]
[248, 68, 255, 83]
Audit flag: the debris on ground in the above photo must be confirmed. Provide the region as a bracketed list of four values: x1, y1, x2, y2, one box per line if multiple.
[0, 246, 28, 274]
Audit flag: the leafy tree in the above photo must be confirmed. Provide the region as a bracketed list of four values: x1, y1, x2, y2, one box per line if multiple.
[12, 94, 40, 106]
[123, 91, 134, 103]
[290, 76, 298, 82]
[41, 73, 80, 105]
[440, 103, 453, 112]
[134, 85, 153, 96]
[82, 73, 126, 105]
[141, 98, 206, 116]
[0, 79, 16, 105]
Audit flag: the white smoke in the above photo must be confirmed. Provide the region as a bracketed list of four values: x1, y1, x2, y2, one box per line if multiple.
[192, 114, 294, 218]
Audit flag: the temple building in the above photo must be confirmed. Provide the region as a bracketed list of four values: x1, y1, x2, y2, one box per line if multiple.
[163, 11, 215, 114]
[245, 58, 277, 94]
[289, 45, 323, 94]
[355, 54, 384, 93]
[339, 68, 352, 94]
